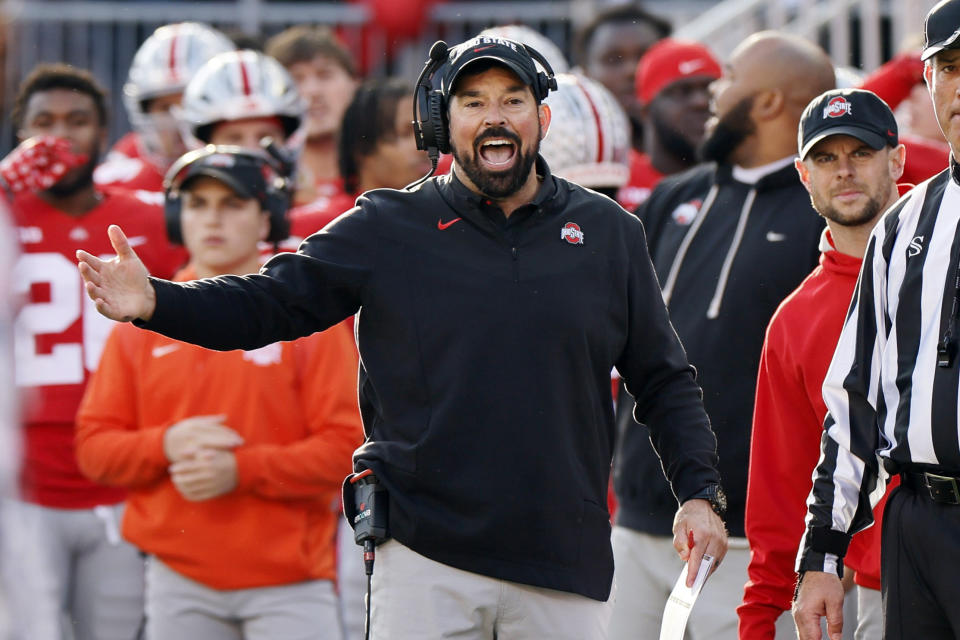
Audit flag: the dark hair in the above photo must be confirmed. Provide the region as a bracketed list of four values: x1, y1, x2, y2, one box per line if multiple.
[337, 78, 410, 194]
[266, 25, 356, 77]
[12, 63, 109, 130]
[575, 4, 672, 65]
[223, 28, 265, 53]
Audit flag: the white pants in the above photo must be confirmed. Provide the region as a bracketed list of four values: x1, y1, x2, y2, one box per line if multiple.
[854, 585, 881, 640]
[370, 539, 614, 639]
[0, 501, 145, 640]
[337, 516, 366, 640]
[146, 557, 341, 640]
[608, 526, 750, 640]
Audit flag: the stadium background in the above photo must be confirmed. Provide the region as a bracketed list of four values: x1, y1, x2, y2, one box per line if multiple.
[0, 0, 940, 155]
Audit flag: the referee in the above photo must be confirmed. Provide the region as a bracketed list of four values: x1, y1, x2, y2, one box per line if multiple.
[794, 1, 960, 638]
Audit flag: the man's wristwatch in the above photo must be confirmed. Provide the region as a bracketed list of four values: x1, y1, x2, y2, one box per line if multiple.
[687, 484, 727, 519]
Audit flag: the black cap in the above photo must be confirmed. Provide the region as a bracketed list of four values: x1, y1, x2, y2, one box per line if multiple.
[798, 89, 898, 160]
[165, 144, 285, 206]
[923, 0, 960, 61]
[441, 36, 544, 100]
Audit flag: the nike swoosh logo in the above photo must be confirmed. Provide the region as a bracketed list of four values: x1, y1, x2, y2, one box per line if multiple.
[151, 344, 180, 358]
[126, 236, 148, 247]
[765, 231, 787, 242]
[473, 45, 496, 52]
[437, 217, 462, 230]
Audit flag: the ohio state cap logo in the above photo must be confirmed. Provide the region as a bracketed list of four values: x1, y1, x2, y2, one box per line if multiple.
[823, 96, 852, 119]
[561, 222, 584, 245]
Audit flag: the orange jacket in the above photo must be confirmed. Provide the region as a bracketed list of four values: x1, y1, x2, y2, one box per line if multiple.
[76, 280, 362, 589]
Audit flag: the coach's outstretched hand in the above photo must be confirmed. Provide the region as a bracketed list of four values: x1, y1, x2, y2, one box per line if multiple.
[77, 224, 157, 322]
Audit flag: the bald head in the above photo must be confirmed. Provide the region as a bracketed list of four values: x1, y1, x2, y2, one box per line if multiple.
[731, 32, 835, 112]
[702, 31, 835, 166]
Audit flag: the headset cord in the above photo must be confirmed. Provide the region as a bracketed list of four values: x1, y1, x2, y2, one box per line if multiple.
[363, 539, 376, 640]
[405, 152, 439, 191]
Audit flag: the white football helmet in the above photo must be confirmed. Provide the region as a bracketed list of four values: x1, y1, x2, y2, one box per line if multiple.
[123, 22, 235, 169]
[478, 25, 569, 75]
[178, 49, 305, 147]
[540, 73, 630, 189]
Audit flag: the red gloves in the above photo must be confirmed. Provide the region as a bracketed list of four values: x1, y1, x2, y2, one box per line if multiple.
[0, 136, 89, 195]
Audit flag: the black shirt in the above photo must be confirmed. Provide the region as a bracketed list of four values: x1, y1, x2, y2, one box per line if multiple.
[139, 159, 720, 600]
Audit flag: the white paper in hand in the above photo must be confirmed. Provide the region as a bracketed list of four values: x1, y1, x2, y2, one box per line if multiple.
[658, 554, 715, 640]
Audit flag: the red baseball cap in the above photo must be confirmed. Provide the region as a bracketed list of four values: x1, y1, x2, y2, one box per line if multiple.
[635, 38, 722, 105]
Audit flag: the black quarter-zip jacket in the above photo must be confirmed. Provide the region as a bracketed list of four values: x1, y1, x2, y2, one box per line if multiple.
[139, 158, 720, 600]
[614, 161, 823, 538]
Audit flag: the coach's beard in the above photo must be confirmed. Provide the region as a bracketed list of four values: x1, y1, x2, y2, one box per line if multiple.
[452, 126, 540, 199]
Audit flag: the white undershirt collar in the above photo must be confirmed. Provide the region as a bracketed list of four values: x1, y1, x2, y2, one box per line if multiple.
[731, 155, 796, 185]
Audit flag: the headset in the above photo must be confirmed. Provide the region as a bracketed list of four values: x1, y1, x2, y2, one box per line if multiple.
[163, 140, 294, 245]
[412, 39, 559, 169]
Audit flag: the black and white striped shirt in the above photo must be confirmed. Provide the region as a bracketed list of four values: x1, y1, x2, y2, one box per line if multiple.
[797, 163, 960, 575]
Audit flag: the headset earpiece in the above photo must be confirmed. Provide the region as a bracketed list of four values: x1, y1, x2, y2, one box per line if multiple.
[521, 44, 558, 101]
[414, 41, 451, 163]
[414, 84, 435, 153]
[427, 90, 450, 154]
[164, 190, 184, 245]
[263, 182, 291, 243]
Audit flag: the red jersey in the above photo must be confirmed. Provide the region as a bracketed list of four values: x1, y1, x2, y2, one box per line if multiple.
[293, 170, 347, 208]
[901, 134, 950, 186]
[94, 155, 165, 194]
[107, 132, 142, 161]
[616, 150, 664, 212]
[13, 189, 186, 508]
[738, 231, 895, 639]
[289, 191, 357, 243]
[436, 153, 453, 176]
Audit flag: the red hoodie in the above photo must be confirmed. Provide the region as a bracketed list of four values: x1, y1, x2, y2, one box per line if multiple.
[738, 231, 896, 639]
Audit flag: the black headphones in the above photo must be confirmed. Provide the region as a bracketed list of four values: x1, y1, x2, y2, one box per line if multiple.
[164, 140, 294, 245]
[412, 39, 558, 166]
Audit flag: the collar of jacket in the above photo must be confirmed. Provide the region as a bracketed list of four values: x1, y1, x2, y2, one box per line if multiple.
[952, 154, 960, 186]
[714, 160, 801, 191]
[435, 155, 565, 228]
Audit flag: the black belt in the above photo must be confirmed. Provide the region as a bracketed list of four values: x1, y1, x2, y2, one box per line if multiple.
[901, 471, 960, 505]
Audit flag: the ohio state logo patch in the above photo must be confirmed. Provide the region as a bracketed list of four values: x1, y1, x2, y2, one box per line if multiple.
[561, 222, 584, 245]
[823, 96, 851, 118]
[671, 199, 702, 226]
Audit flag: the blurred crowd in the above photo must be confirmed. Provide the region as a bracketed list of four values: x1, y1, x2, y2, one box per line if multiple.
[0, 1, 953, 639]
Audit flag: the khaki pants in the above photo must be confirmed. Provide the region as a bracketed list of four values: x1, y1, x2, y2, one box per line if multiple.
[369, 539, 614, 639]
[146, 557, 341, 640]
[608, 526, 750, 640]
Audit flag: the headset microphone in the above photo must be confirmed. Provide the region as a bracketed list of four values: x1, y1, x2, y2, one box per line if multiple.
[429, 40, 449, 62]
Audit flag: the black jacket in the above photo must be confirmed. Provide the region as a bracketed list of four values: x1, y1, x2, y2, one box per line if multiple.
[139, 160, 720, 600]
[614, 161, 823, 538]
